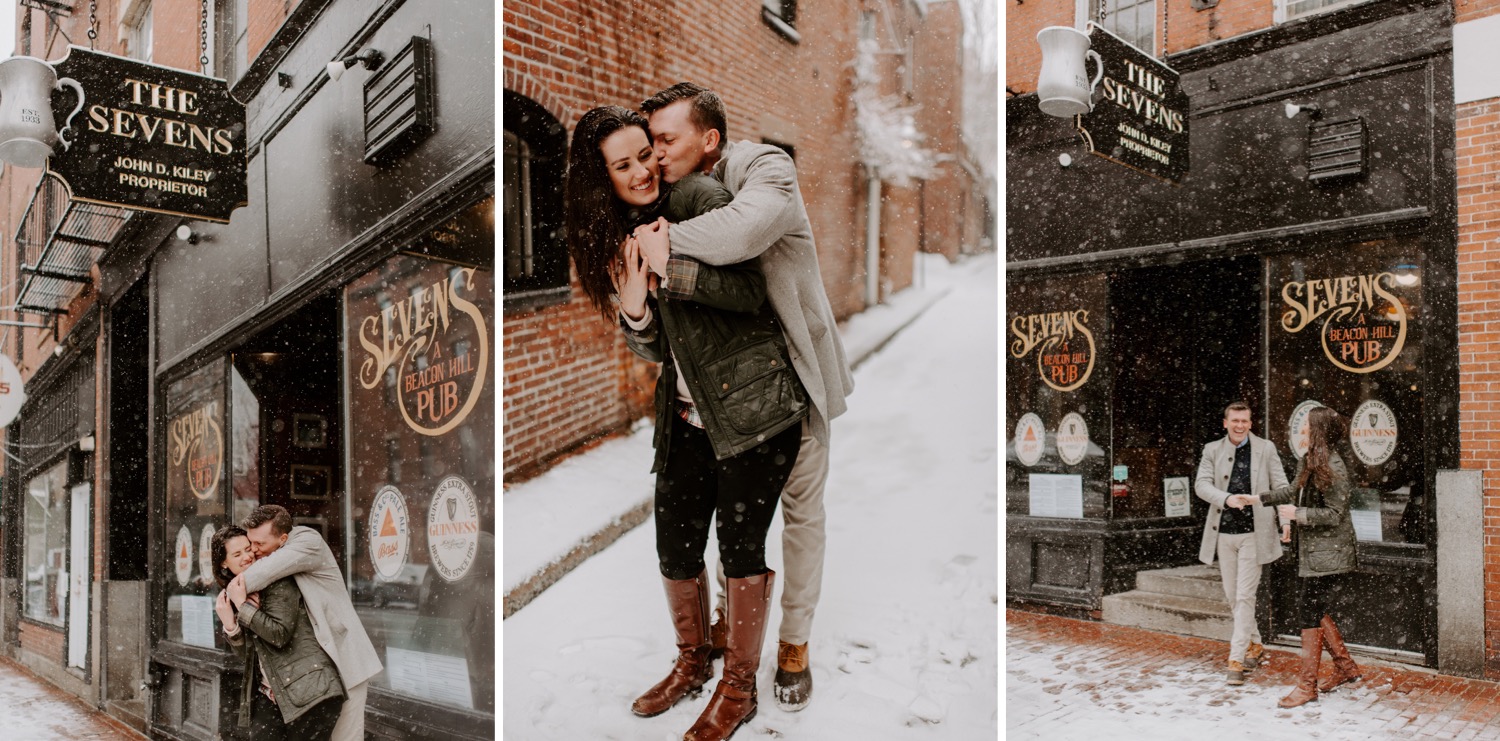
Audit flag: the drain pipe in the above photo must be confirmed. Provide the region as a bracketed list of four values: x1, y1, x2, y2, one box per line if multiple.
[865, 171, 882, 307]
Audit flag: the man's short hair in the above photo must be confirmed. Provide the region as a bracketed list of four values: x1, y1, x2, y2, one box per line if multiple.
[641, 82, 728, 145]
[1224, 401, 1252, 418]
[244, 504, 293, 536]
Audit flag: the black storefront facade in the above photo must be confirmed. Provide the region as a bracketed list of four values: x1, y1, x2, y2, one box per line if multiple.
[73, 1, 497, 739]
[1006, 0, 1456, 666]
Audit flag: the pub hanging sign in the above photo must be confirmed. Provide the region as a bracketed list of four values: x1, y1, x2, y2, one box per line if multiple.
[47, 46, 248, 223]
[1076, 25, 1189, 185]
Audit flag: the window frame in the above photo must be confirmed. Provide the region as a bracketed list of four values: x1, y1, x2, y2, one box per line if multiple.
[22, 459, 71, 627]
[1078, 0, 1157, 57]
[762, 0, 801, 43]
[501, 92, 569, 311]
[1274, 0, 1373, 24]
[121, 0, 154, 62]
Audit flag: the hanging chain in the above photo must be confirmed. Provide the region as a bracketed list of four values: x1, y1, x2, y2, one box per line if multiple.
[87, 0, 97, 47]
[200, 0, 210, 72]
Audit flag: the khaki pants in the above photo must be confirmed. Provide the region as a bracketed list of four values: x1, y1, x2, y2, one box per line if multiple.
[1215, 532, 1262, 664]
[717, 421, 829, 645]
[329, 679, 368, 741]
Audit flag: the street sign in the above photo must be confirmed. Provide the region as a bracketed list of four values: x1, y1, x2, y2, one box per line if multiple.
[47, 46, 248, 223]
[1076, 25, 1189, 184]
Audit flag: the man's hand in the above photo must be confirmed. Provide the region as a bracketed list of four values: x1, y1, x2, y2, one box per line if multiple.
[634, 217, 671, 276]
[1225, 494, 1252, 510]
[227, 574, 248, 607]
[1277, 504, 1297, 522]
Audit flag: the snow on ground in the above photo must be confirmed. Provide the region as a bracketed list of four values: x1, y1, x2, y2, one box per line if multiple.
[502, 252, 960, 599]
[0, 659, 136, 740]
[502, 252, 998, 739]
[1007, 632, 1421, 741]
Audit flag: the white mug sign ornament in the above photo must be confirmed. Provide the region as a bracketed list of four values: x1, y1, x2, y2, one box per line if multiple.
[1036, 26, 1103, 118]
[0, 56, 86, 169]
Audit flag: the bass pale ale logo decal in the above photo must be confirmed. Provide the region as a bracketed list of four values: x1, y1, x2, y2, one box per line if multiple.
[168, 401, 222, 500]
[1280, 272, 1408, 374]
[356, 268, 489, 436]
[1009, 309, 1096, 391]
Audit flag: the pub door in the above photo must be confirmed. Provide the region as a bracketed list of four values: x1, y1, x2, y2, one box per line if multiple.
[1261, 246, 1433, 664]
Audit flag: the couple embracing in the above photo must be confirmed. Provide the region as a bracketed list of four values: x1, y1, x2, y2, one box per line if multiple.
[563, 82, 855, 740]
[210, 505, 381, 740]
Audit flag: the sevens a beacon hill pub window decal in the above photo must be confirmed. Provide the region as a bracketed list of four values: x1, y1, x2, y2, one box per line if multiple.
[1279, 270, 1411, 374]
[354, 262, 491, 436]
[169, 400, 223, 500]
[1010, 307, 1097, 391]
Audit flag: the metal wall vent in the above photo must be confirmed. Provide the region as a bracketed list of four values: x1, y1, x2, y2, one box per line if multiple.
[364, 36, 436, 165]
[1307, 117, 1366, 181]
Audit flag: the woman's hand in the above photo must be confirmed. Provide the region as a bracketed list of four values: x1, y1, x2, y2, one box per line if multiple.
[214, 591, 236, 628]
[1278, 504, 1297, 522]
[227, 574, 248, 607]
[613, 236, 654, 321]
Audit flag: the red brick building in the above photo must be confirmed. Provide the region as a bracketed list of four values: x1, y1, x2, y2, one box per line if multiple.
[1007, 0, 1500, 681]
[503, 0, 988, 481]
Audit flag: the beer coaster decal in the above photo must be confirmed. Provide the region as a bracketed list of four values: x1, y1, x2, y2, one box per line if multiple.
[198, 524, 215, 585]
[1350, 399, 1398, 466]
[1056, 412, 1089, 465]
[369, 486, 411, 581]
[1014, 413, 1046, 467]
[174, 525, 194, 586]
[427, 476, 480, 582]
[1288, 400, 1324, 459]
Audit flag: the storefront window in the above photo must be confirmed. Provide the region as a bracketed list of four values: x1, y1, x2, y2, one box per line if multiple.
[230, 359, 263, 524]
[344, 237, 494, 710]
[23, 461, 68, 625]
[1268, 246, 1425, 544]
[163, 359, 228, 648]
[1007, 275, 1112, 519]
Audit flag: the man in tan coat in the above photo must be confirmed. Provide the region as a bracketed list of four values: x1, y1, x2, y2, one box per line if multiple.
[1195, 401, 1289, 686]
[635, 82, 855, 713]
[229, 505, 383, 740]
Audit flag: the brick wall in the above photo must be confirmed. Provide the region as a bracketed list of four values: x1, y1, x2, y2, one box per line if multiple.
[1163, 0, 1274, 54]
[502, 0, 976, 479]
[914, 1, 970, 261]
[1455, 0, 1500, 679]
[1006, 0, 1075, 94]
[19, 621, 64, 664]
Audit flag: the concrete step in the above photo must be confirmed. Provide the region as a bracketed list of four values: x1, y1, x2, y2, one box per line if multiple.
[1136, 564, 1228, 603]
[1101, 590, 1233, 641]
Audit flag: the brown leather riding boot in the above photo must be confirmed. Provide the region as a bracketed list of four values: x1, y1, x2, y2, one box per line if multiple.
[1318, 615, 1361, 692]
[632, 571, 715, 718]
[684, 571, 775, 741]
[1278, 628, 1322, 708]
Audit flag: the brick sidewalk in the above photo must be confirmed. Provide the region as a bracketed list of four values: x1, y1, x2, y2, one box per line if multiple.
[1007, 608, 1500, 740]
[0, 657, 143, 740]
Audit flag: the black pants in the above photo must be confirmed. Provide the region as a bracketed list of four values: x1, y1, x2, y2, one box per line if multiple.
[654, 418, 801, 581]
[1297, 573, 1346, 630]
[248, 688, 344, 741]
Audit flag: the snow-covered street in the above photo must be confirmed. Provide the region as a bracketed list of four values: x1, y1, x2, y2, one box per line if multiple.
[502, 253, 999, 739]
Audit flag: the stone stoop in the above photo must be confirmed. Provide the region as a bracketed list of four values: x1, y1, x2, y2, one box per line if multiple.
[1101, 564, 1232, 641]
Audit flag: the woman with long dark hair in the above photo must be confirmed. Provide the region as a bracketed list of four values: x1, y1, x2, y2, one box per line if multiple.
[210, 526, 345, 739]
[1249, 406, 1362, 707]
[564, 105, 808, 741]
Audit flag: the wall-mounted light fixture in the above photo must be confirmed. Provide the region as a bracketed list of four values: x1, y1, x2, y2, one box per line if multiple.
[327, 49, 384, 82]
[1284, 101, 1322, 120]
[176, 224, 201, 244]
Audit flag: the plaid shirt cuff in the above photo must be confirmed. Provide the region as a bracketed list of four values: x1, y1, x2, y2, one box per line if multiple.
[662, 256, 699, 300]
